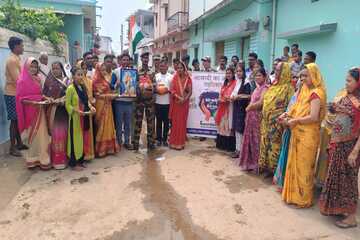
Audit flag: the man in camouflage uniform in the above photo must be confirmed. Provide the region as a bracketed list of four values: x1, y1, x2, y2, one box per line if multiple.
[132, 52, 156, 151]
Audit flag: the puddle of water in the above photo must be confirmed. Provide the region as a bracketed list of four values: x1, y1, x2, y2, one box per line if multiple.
[224, 174, 269, 194]
[108, 148, 224, 240]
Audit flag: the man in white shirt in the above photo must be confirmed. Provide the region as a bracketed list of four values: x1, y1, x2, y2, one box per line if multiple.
[155, 60, 173, 146]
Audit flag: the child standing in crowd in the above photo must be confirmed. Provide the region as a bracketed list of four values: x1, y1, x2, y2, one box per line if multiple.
[4, 37, 28, 157]
[65, 67, 96, 171]
[155, 60, 172, 147]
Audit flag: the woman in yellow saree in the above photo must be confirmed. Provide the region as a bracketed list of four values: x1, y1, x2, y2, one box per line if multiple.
[282, 63, 327, 208]
[93, 63, 120, 157]
[259, 62, 293, 175]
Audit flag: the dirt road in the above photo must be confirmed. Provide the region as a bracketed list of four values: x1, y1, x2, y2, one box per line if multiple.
[0, 140, 359, 240]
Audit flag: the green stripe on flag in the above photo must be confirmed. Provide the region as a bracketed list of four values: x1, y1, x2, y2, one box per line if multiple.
[132, 31, 144, 54]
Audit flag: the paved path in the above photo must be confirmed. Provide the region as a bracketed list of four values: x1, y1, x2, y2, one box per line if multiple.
[0, 140, 359, 240]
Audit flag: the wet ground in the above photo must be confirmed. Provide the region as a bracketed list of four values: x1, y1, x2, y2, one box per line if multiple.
[0, 139, 359, 240]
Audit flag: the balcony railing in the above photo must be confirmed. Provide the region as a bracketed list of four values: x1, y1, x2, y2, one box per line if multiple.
[167, 11, 189, 33]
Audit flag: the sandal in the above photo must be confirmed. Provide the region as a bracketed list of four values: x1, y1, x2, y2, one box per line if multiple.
[17, 144, 29, 151]
[335, 220, 357, 229]
[10, 148, 22, 157]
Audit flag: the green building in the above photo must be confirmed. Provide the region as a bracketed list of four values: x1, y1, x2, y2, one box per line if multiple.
[16, 0, 98, 61]
[188, 0, 274, 68]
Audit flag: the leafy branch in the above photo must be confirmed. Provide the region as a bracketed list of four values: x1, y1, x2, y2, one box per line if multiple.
[0, 0, 66, 54]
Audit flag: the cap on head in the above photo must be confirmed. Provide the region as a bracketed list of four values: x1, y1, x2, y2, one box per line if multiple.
[153, 54, 161, 60]
[201, 56, 211, 62]
[141, 52, 150, 58]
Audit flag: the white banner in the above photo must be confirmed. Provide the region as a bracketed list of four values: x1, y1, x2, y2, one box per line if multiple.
[187, 72, 225, 138]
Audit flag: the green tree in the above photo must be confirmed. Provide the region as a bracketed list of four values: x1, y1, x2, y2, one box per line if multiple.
[0, 0, 66, 53]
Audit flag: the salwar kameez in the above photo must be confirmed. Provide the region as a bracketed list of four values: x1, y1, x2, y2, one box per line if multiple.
[215, 79, 237, 152]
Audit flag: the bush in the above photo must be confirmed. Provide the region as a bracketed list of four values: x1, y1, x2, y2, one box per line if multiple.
[0, 0, 66, 53]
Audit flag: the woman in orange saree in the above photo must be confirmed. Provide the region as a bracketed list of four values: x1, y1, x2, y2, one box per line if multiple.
[93, 63, 120, 157]
[169, 62, 192, 150]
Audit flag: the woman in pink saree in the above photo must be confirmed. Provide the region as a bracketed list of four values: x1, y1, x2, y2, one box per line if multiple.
[16, 58, 51, 170]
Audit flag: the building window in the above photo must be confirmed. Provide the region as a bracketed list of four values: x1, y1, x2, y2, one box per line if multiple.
[215, 41, 225, 65]
[176, 51, 181, 60]
[155, 13, 158, 27]
[164, 6, 168, 20]
[195, 24, 198, 36]
[194, 47, 199, 60]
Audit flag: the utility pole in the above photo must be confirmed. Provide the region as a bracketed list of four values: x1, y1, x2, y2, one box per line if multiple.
[202, 0, 206, 56]
[120, 24, 124, 53]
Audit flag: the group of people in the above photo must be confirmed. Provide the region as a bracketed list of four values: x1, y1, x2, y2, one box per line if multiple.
[3, 36, 360, 228]
[212, 44, 360, 229]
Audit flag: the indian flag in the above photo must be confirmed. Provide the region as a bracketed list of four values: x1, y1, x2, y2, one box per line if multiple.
[129, 15, 144, 54]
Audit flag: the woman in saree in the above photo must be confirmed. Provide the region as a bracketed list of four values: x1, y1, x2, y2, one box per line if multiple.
[77, 60, 95, 161]
[237, 68, 268, 171]
[93, 63, 120, 157]
[215, 67, 237, 152]
[230, 64, 251, 158]
[315, 89, 347, 186]
[43, 61, 69, 169]
[319, 67, 360, 229]
[282, 63, 327, 208]
[65, 66, 96, 171]
[259, 62, 293, 176]
[16, 58, 51, 170]
[169, 61, 192, 150]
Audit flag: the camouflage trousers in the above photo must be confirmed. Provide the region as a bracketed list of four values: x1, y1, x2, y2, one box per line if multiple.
[132, 100, 156, 149]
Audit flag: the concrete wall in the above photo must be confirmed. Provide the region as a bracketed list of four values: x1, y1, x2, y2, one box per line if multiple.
[153, 0, 189, 39]
[189, 0, 223, 22]
[275, 0, 360, 99]
[0, 27, 68, 148]
[62, 14, 85, 53]
[188, 0, 273, 68]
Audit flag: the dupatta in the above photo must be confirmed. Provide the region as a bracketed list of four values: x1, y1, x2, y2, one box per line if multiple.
[169, 68, 192, 120]
[288, 63, 327, 120]
[16, 57, 43, 134]
[215, 79, 237, 125]
[263, 62, 294, 115]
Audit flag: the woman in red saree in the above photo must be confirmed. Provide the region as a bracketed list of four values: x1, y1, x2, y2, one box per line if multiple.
[215, 67, 237, 152]
[16, 58, 51, 170]
[169, 62, 192, 150]
[93, 63, 120, 157]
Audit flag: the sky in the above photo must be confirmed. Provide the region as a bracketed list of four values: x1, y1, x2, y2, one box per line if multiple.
[97, 0, 152, 54]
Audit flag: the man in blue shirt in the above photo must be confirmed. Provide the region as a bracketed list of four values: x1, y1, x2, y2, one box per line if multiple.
[110, 53, 135, 150]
